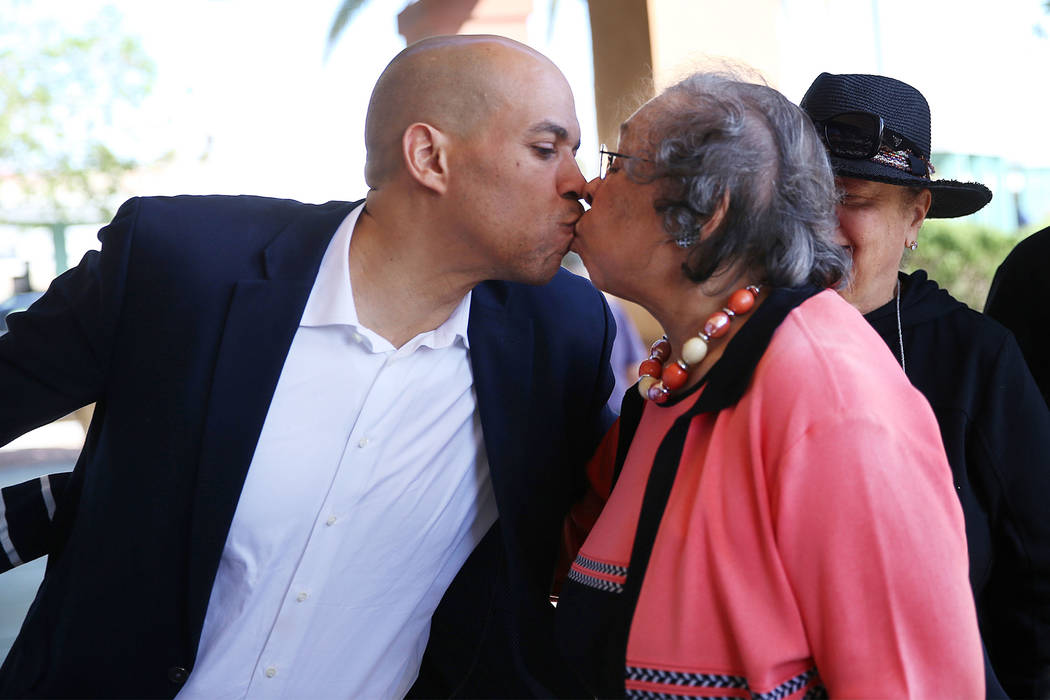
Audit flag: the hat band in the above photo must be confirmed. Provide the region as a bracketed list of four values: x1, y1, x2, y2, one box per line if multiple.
[871, 147, 935, 179]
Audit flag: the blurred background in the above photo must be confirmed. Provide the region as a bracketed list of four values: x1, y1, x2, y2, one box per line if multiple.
[2, 0, 1050, 658]
[3, 0, 1049, 335]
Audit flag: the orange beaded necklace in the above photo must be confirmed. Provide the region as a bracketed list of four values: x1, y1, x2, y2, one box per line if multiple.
[637, 284, 761, 403]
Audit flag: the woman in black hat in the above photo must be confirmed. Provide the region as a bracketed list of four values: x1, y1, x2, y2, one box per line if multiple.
[801, 72, 1050, 700]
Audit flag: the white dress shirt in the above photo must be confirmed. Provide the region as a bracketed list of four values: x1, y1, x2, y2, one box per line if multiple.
[178, 204, 498, 699]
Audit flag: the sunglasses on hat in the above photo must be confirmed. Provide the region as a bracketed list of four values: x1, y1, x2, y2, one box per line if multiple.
[813, 111, 918, 160]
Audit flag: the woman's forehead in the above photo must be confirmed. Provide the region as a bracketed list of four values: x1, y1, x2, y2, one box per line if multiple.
[838, 177, 894, 196]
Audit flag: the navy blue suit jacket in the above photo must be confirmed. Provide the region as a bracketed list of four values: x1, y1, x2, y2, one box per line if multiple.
[0, 195, 615, 698]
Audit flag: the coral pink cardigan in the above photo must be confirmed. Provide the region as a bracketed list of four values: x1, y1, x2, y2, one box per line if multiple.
[557, 289, 983, 699]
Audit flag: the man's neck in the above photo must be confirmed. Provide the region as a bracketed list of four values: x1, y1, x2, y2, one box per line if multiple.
[348, 205, 479, 349]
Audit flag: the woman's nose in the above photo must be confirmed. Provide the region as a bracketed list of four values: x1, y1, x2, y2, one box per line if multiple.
[580, 176, 601, 206]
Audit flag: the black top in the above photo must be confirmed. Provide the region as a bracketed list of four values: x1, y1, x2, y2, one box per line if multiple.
[865, 269, 1050, 699]
[985, 225, 1050, 409]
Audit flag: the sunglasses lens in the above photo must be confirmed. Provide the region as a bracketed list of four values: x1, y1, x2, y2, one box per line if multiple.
[824, 113, 881, 159]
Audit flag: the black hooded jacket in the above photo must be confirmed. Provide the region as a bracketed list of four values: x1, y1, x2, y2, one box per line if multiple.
[985, 225, 1050, 409]
[865, 269, 1050, 699]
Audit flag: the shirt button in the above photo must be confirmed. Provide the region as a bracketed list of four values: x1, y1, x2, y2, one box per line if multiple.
[296, 591, 309, 602]
[358, 437, 370, 448]
[326, 515, 337, 526]
[167, 666, 189, 684]
[265, 667, 277, 678]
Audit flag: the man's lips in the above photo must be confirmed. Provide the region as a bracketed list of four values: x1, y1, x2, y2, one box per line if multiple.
[571, 209, 588, 234]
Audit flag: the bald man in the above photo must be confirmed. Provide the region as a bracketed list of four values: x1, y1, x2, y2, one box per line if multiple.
[0, 36, 614, 698]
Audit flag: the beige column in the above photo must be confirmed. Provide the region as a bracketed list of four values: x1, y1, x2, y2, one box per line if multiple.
[399, 0, 532, 45]
[587, 0, 655, 150]
[645, 0, 782, 89]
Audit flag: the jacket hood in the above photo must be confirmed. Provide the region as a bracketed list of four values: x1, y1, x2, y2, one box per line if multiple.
[864, 269, 967, 333]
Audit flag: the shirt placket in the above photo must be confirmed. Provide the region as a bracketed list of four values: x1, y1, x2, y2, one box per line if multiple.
[245, 350, 396, 696]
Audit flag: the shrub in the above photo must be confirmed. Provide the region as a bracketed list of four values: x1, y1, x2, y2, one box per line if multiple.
[903, 220, 1042, 310]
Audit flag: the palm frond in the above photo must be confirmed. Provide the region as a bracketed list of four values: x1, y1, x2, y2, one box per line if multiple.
[325, 0, 371, 60]
[547, 0, 559, 42]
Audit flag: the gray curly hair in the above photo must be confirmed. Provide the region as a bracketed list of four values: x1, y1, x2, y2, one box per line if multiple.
[625, 72, 849, 290]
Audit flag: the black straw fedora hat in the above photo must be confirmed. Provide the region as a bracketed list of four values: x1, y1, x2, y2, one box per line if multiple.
[800, 72, 992, 218]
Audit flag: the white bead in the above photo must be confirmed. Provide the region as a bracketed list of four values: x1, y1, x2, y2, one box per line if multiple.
[681, 336, 709, 365]
[638, 375, 658, 397]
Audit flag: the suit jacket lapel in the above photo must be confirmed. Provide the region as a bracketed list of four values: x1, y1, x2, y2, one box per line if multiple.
[186, 200, 357, 643]
[467, 282, 534, 531]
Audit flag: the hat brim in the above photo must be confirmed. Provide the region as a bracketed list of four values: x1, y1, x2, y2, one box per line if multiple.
[830, 155, 992, 218]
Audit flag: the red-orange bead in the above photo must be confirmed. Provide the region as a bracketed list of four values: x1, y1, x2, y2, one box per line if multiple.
[650, 337, 672, 363]
[638, 359, 663, 378]
[647, 384, 670, 403]
[703, 311, 731, 338]
[727, 287, 756, 314]
[662, 361, 689, 391]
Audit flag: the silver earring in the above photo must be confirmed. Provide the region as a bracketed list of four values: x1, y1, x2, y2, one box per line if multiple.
[908, 241, 918, 251]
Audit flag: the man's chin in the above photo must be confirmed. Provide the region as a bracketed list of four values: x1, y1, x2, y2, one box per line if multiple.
[501, 260, 562, 287]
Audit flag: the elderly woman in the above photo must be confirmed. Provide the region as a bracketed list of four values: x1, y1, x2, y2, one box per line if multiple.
[555, 73, 983, 698]
[801, 73, 1050, 699]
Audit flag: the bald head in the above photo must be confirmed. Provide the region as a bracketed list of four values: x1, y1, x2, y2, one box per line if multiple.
[364, 35, 564, 187]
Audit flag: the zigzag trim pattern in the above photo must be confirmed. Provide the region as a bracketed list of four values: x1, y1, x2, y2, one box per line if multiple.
[626, 691, 740, 700]
[574, 553, 628, 577]
[626, 666, 748, 689]
[800, 682, 828, 700]
[567, 567, 623, 593]
[752, 669, 822, 700]
[625, 665, 825, 700]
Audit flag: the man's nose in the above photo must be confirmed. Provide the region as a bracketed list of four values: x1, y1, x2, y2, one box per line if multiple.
[559, 157, 587, 201]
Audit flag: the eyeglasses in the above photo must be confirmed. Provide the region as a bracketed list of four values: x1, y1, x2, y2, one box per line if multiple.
[815, 111, 916, 160]
[598, 144, 645, 179]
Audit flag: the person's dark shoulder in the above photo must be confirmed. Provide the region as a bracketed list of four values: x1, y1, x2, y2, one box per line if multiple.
[905, 282, 1014, 386]
[113, 195, 356, 277]
[999, 225, 1050, 273]
[938, 298, 1015, 359]
[936, 302, 1040, 413]
[126, 194, 353, 245]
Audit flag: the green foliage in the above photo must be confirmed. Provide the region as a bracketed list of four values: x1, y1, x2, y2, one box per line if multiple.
[902, 219, 1035, 311]
[0, 7, 155, 222]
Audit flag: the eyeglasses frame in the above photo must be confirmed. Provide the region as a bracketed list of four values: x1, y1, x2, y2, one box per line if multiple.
[598, 144, 647, 180]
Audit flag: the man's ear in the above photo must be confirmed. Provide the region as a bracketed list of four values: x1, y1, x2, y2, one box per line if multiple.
[402, 123, 449, 194]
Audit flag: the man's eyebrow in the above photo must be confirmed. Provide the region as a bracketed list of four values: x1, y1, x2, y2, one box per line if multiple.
[527, 121, 580, 150]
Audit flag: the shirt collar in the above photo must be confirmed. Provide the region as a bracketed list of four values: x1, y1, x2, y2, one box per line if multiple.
[299, 202, 471, 353]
